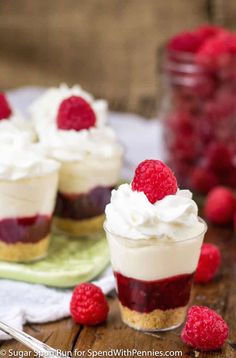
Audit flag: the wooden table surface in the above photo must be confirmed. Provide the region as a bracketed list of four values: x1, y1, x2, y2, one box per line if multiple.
[1, 223, 235, 358]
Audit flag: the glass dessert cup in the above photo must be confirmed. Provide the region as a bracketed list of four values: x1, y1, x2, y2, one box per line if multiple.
[53, 155, 122, 236]
[0, 171, 59, 263]
[104, 219, 207, 332]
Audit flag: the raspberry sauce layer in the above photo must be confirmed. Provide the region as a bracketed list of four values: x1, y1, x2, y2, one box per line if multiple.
[54, 186, 114, 220]
[115, 272, 194, 313]
[0, 215, 51, 244]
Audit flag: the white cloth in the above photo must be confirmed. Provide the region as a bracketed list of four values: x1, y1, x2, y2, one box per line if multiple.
[0, 87, 164, 340]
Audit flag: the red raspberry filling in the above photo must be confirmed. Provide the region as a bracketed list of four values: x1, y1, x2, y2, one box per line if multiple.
[131, 159, 178, 204]
[57, 95, 96, 131]
[181, 306, 229, 351]
[70, 283, 109, 325]
[0, 93, 12, 120]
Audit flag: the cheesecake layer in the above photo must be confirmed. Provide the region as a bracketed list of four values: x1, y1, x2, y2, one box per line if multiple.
[58, 157, 122, 194]
[0, 214, 51, 244]
[0, 236, 49, 262]
[115, 272, 194, 313]
[55, 186, 114, 220]
[0, 172, 58, 218]
[119, 303, 187, 331]
[107, 231, 203, 281]
[53, 215, 105, 236]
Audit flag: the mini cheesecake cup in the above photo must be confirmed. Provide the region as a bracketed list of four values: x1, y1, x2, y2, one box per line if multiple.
[53, 155, 122, 236]
[104, 219, 207, 332]
[0, 168, 59, 263]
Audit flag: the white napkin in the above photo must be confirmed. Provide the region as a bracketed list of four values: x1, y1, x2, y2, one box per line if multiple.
[0, 87, 164, 340]
[0, 267, 115, 340]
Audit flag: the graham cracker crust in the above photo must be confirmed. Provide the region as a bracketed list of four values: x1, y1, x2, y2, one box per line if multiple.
[119, 303, 187, 331]
[53, 214, 105, 236]
[0, 236, 50, 263]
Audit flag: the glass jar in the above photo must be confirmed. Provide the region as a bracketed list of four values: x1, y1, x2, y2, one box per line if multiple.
[160, 49, 236, 194]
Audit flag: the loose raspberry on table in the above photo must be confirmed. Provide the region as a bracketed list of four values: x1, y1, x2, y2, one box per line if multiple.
[70, 283, 109, 325]
[131, 159, 178, 204]
[195, 243, 221, 283]
[204, 186, 235, 224]
[0, 93, 12, 120]
[181, 306, 229, 351]
[57, 95, 96, 131]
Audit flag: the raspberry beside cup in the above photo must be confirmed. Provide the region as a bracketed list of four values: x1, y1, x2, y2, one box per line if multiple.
[104, 160, 207, 332]
[0, 146, 60, 263]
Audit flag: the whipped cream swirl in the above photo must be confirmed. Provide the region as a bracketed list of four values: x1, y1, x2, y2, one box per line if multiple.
[105, 184, 205, 241]
[39, 126, 122, 161]
[29, 84, 122, 161]
[0, 145, 60, 180]
[0, 114, 36, 147]
[29, 84, 108, 135]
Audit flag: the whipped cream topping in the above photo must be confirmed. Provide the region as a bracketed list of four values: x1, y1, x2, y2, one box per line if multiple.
[0, 146, 60, 180]
[29, 84, 108, 135]
[0, 114, 36, 147]
[105, 184, 205, 241]
[29, 84, 122, 161]
[39, 126, 122, 161]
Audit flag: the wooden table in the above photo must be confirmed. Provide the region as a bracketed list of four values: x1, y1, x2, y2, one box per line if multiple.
[1, 223, 235, 358]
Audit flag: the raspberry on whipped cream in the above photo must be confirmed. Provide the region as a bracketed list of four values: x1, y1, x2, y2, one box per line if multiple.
[104, 159, 207, 332]
[29, 84, 108, 135]
[57, 96, 96, 131]
[0, 145, 60, 263]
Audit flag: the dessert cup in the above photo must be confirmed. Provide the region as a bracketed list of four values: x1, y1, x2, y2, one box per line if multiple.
[0, 150, 59, 263]
[29, 84, 123, 236]
[53, 155, 122, 236]
[104, 219, 207, 332]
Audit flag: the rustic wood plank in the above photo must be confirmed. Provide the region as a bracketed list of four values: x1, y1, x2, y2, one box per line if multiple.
[0, 225, 235, 358]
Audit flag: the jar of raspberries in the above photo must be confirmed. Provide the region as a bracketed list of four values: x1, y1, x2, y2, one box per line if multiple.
[160, 25, 236, 194]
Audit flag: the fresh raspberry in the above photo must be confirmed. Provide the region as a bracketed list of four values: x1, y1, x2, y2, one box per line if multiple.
[196, 33, 232, 70]
[181, 306, 229, 351]
[0, 93, 12, 120]
[206, 143, 233, 173]
[195, 243, 221, 283]
[167, 31, 203, 53]
[195, 25, 227, 41]
[166, 111, 194, 136]
[70, 283, 109, 325]
[190, 167, 219, 194]
[57, 96, 96, 131]
[223, 166, 236, 188]
[131, 160, 178, 204]
[204, 186, 235, 224]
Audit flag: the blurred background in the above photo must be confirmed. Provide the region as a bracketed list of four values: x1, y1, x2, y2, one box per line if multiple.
[1, 0, 235, 118]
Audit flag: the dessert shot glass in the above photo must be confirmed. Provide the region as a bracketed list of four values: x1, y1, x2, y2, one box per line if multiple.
[53, 155, 122, 236]
[0, 164, 59, 263]
[104, 219, 207, 332]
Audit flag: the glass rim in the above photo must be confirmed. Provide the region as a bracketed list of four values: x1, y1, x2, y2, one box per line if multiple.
[103, 217, 207, 245]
